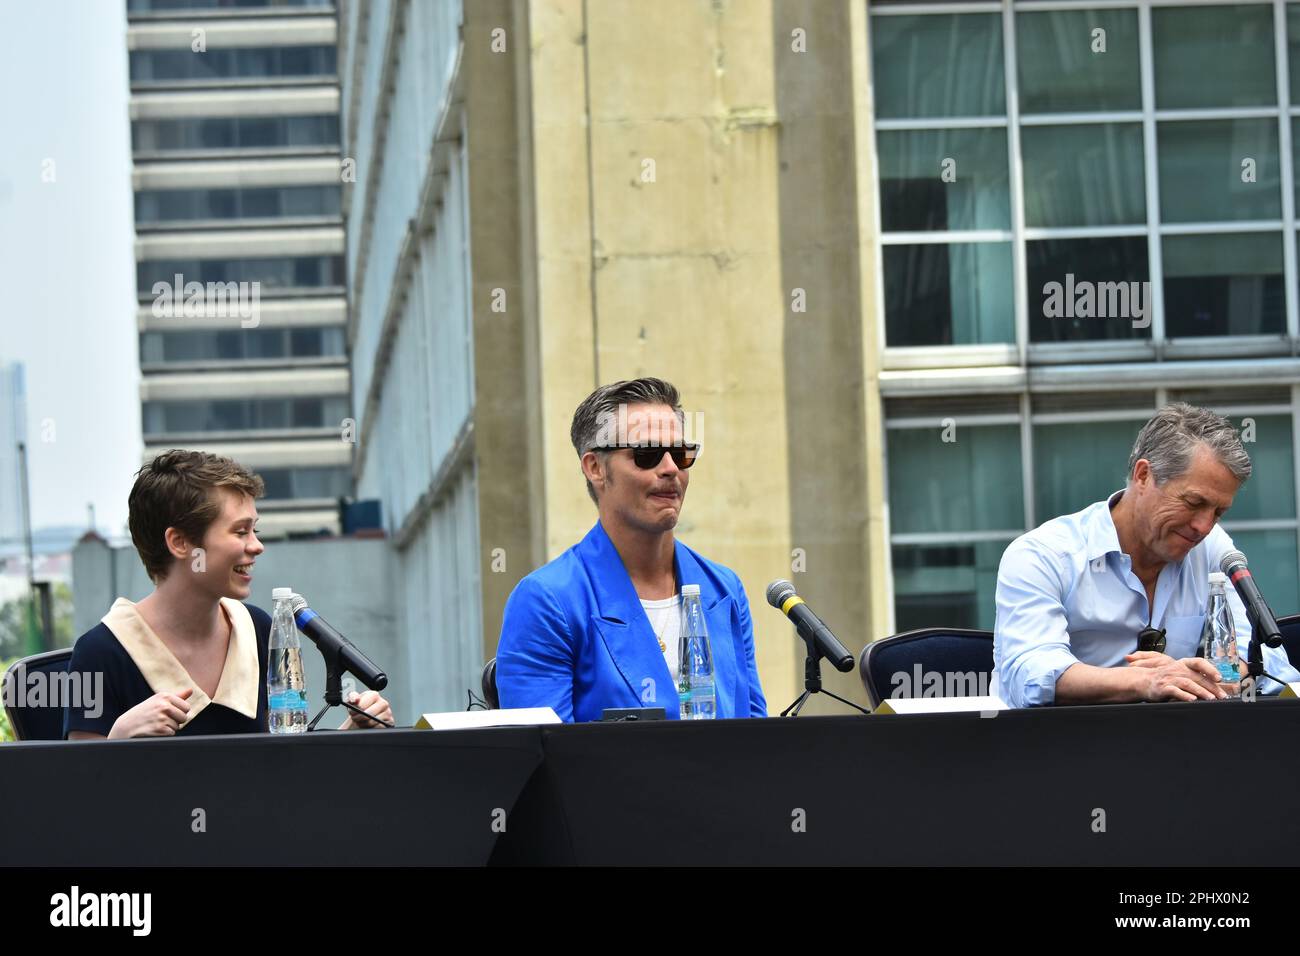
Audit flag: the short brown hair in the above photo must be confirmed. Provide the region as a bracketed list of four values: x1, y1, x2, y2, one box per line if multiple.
[570, 378, 686, 505]
[128, 449, 265, 582]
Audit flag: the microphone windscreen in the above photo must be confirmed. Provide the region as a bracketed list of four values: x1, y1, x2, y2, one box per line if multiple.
[766, 579, 796, 609]
[1219, 550, 1248, 574]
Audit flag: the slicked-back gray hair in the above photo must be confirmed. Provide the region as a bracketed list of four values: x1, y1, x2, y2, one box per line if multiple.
[1127, 402, 1252, 487]
[570, 377, 685, 504]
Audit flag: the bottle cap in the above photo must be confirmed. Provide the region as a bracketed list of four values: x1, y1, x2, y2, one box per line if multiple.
[272, 587, 293, 600]
[681, 584, 700, 596]
[1208, 572, 1227, 586]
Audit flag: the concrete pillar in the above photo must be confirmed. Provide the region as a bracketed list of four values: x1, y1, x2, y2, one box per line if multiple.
[521, 0, 801, 708]
[463, 0, 546, 661]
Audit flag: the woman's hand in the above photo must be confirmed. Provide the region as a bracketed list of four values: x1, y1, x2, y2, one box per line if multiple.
[338, 690, 393, 730]
[108, 687, 194, 739]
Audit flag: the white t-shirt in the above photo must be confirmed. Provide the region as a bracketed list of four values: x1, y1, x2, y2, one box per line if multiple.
[640, 594, 682, 679]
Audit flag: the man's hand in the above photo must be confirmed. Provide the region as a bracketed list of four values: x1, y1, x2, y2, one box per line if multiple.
[1124, 651, 1227, 701]
[338, 690, 393, 730]
[108, 686, 194, 738]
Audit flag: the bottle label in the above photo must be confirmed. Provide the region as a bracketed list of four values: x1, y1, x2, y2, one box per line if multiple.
[269, 691, 306, 711]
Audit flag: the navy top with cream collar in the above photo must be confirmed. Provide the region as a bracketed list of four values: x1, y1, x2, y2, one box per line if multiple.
[62, 598, 271, 738]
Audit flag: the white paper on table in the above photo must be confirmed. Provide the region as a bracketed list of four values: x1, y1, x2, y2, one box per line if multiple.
[414, 707, 562, 730]
[873, 695, 1008, 716]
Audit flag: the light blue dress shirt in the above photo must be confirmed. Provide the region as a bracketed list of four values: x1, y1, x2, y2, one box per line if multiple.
[994, 489, 1300, 707]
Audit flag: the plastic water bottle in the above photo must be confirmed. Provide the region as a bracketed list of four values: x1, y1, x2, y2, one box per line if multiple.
[1199, 571, 1241, 687]
[677, 584, 716, 719]
[267, 587, 308, 733]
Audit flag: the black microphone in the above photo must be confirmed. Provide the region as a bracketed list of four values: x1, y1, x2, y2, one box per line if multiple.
[1219, 551, 1284, 649]
[765, 579, 854, 672]
[289, 593, 389, 690]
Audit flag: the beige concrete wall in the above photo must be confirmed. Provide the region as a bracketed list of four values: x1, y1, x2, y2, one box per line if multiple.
[521, 0, 801, 708]
[478, 0, 891, 711]
[524, 0, 600, 561]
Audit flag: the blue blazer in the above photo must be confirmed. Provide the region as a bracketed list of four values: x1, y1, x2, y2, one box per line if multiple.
[496, 522, 768, 722]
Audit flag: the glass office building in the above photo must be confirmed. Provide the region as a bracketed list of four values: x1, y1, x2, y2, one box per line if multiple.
[128, 0, 350, 537]
[873, 1, 1300, 631]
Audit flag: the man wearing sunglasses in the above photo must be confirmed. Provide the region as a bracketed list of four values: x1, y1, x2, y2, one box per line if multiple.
[994, 403, 1299, 707]
[495, 377, 768, 722]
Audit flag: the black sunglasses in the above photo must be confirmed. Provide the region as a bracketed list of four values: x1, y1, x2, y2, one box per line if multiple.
[590, 443, 702, 470]
[1137, 625, 1167, 654]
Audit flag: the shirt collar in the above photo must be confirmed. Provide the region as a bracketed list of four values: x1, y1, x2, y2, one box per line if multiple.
[101, 597, 260, 723]
[1085, 489, 1128, 563]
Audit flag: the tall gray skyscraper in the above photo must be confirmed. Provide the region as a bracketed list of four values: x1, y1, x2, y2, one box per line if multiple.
[127, 0, 350, 537]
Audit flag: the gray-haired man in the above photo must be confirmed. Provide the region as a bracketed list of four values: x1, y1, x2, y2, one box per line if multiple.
[995, 403, 1299, 707]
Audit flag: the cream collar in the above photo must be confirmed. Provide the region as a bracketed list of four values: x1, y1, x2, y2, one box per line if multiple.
[101, 597, 260, 724]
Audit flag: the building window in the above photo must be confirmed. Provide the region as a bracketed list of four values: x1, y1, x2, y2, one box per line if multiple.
[885, 393, 1300, 630]
[1027, 236, 1151, 342]
[131, 115, 340, 154]
[892, 541, 1009, 634]
[140, 327, 345, 364]
[1031, 417, 1145, 521]
[1020, 123, 1146, 228]
[878, 127, 1010, 231]
[1157, 119, 1280, 223]
[1162, 232, 1285, 337]
[136, 255, 345, 294]
[1151, 4, 1277, 109]
[886, 417, 1024, 630]
[130, 45, 336, 83]
[135, 185, 341, 224]
[871, 12, 1005, 119]
[1016, 9, 1141, 113]
[128, 0, 331, 11]
[142, 395, 349, 435]
[257, 466, 351, 500]
[883, 242, 1015, 346]
[869, 2, 1300, 354]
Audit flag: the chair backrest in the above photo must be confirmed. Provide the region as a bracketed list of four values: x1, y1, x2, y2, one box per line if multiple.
[859, 628, 995, 709]
[481, 657, 499, 710]
[3, 648, 75, 741]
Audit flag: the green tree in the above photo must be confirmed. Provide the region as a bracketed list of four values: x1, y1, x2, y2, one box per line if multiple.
[0, 582, 75, 660]
[0, 657, 15, 742]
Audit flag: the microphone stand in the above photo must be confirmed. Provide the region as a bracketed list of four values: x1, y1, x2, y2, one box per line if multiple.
[306, 641, 395, 731]
[1241, 609, 1287, 698]
[781, 638, 871, 717]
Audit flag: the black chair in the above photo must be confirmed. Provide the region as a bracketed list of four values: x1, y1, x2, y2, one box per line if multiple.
[3, 648, 74, 741]
[859, 628, 995, 709]
[480, 657, 499, 710]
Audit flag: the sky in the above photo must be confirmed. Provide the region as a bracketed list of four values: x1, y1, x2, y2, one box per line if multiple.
[0, 0, 141, 537]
